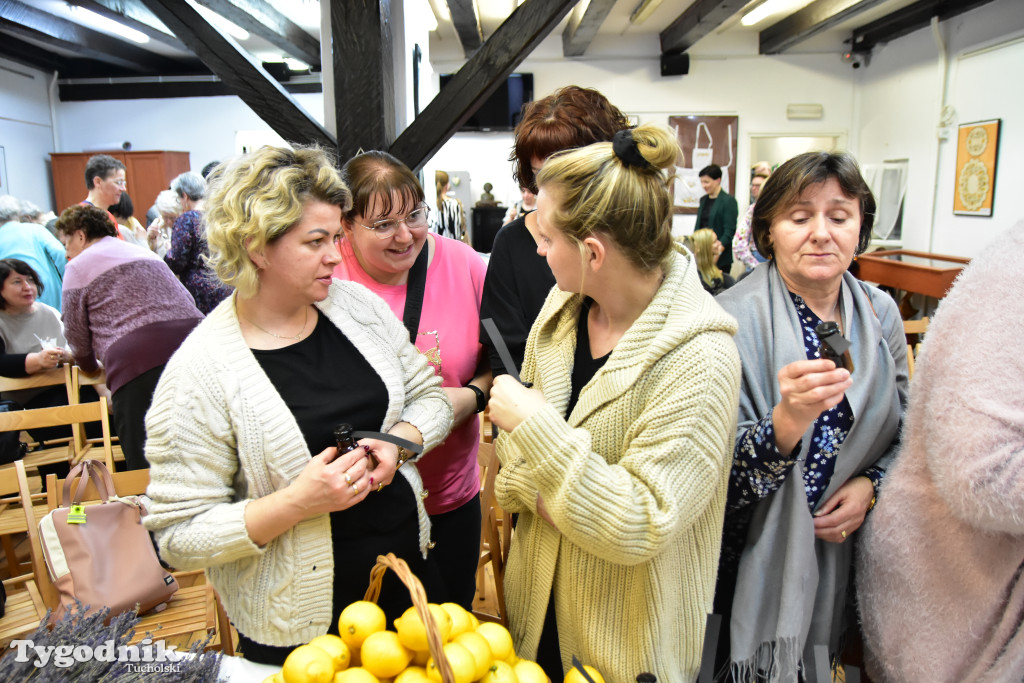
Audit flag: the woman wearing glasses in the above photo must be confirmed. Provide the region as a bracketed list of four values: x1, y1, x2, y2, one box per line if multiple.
[334, 151, 490, 610]
[144, 145, 452, 665]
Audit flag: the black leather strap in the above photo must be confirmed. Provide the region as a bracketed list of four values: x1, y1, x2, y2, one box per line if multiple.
[351, 430, 423, 455]
[402, 243, 429, 343]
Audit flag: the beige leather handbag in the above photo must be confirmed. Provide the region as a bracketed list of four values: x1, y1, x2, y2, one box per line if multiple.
[38, 459, 178, 623]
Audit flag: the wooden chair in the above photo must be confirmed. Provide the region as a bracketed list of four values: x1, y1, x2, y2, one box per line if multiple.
[65, 366, 124, 466]
[903, 317, 929, 380]
[20, 461, 234, 653]
[473, 439, 510, 626]
[0, 398, 116, 473]
[0, 462, 47, 648]
[0, 461, 47, 577]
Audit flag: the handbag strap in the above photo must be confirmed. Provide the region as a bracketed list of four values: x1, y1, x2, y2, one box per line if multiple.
[62, 459, 116, 507]
[401, 242, 429, 343]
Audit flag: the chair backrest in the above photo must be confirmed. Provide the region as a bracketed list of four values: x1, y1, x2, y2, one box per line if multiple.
[45, 466, 150, 512]
[14, 460, 58, 608]
[0, 366, 70, 394]
[0, 398, 115, 471]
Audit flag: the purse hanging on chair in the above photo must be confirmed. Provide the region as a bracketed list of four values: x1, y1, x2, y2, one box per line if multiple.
[37, 459, 178, 624]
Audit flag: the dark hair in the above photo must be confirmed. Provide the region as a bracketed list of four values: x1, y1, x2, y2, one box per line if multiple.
[751, 151, 876, 259]
[0, 258, 44, 308]
[510, 85, 630, 194]
[108, 191, 135, 220]
[201, 160, 221, 179]
[84, 154, 126, 189]
[342, 151, 425, 221]
[699, 164, 722, 180]
[55, 204, 119, 241]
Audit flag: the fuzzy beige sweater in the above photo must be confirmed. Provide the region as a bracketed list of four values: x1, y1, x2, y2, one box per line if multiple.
[857, 221, 1024, 682]
[495, 249, 741, 683]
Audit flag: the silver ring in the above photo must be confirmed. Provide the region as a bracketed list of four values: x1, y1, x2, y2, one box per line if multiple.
[352, 483, 359, 495]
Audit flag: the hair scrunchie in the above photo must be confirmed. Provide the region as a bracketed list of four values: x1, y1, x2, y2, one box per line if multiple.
[612, 128, 650, 170]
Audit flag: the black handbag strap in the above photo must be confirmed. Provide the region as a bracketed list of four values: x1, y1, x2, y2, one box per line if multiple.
[402, 242, 429, 343]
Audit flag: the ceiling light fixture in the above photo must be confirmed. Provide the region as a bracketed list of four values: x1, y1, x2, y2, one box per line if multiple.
[283, 57, 310, 71]
[741, 0, 805, 27]
[192, 2, 250, 41]
[69, 7, 149, 44]
[629, 0, 664, 25]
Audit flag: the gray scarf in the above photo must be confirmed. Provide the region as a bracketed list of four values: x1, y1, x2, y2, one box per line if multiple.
[716, 262, 907, 682]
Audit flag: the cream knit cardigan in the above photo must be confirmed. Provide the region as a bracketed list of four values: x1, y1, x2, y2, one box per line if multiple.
[143, 281, 452, 647]
[495, 249, 741, 683]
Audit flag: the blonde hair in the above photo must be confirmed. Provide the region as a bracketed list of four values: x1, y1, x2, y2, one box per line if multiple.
[204, 145, 351, 298]
[535, 123, 679, 273]
[691, 228, 723, 288]
[435, 170, 449, 208]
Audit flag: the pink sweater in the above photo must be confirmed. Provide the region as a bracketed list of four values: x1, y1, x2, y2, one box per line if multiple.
[857, 221, 1024, 682]
[334, 235, 486, 515]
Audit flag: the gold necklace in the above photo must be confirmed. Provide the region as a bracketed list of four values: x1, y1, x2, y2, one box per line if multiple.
[243, 305, 309, 341]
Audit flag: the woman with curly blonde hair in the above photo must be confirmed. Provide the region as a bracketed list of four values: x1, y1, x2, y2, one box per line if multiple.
[143, 145, 452, 666]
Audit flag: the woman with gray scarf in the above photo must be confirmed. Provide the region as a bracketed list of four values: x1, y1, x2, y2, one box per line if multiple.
[713, 152, 908, 682]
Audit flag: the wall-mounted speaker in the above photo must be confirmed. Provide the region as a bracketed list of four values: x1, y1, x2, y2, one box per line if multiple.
[660, 52, 690, 77]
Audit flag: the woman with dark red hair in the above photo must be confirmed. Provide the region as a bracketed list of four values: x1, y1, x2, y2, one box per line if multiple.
[480, 86, 630, 376]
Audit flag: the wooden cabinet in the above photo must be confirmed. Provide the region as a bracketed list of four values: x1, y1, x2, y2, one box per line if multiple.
[50, 151, 191, 224]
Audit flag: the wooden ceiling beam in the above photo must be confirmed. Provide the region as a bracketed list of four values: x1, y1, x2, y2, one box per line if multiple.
[760, 0, 888, 54]
[849, 0, 998, 54]
[194, 0, 320, 69]
[0, 0, 193, 74]
[660, 0, 747, 54]
[562, 0, 616, 57]
[332, 0, 394, 163]
[390, 0, 577, 173]
[447, 0, 483, 57]
[139, 0, 335, 149]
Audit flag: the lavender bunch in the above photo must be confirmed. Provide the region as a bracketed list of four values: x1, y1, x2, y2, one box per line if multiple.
[0, 602, 224, 682]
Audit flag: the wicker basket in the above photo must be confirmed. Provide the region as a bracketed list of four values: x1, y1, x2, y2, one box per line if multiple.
[363, 553, 455, 683]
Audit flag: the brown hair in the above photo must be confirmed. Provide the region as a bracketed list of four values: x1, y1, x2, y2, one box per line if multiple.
[536, 123, 679, 273]
[55, 204, 119, 241]
[342, 151, 425, 221]
[752, 151, 876, 259]
[511, 86, 630, 194]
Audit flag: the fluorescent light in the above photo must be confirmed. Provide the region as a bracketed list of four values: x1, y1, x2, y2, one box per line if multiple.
[69, 7, 149, 44]
[630, 0, 664, 25]
[192, 3, 250, 41]
[741, 0, 800, 27]
[283, 57, 309, 71]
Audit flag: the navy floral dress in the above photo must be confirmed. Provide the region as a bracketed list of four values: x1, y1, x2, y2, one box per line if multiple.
[719, 291, 882, 572]
[164, 210, 232, 315]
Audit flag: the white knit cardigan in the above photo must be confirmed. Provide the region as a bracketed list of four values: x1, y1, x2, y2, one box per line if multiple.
[143, 280, 452, 647]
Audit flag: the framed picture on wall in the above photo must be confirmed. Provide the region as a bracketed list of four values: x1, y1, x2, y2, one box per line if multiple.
[668, 115, 739, 214]
[953, 118, 1000, 217]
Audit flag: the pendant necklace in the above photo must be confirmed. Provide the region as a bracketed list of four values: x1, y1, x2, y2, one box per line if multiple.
[243, 305, 309, 341]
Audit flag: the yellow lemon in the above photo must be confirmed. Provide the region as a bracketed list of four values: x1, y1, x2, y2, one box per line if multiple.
[426, 642, 476, 683]
[263, 674, 285, 683]
[394, 666, 431, 683]
[454, 631, 493, 681]
[564, 665, 604, 683]
[440, 602, 473, 638]
[395, 605, 452, 651]
[410, 648, 431, 667]
[468, 612, 480, 630]
[514, 660, 548, 683]
[361, 631, 413, 679]
[283, 644, 336, 683]
[334, 667, 380, 683]
[480, 660, 519, 683]
[505, 653, 520, 666]
[309, 634, 351, 672]
[339, 602, 387, 650]
[476, 623, 515, 662]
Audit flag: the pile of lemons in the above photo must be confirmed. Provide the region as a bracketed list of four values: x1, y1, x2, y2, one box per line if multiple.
[262, 600, 574, 683]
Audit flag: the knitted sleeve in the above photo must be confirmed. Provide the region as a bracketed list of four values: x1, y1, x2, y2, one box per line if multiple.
[143, 351, 266, 570]
[61, 283, 98, 372]
[500, 330, 740, 565]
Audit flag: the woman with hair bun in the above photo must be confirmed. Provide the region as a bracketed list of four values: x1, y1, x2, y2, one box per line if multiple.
[488, 123, 741, 682]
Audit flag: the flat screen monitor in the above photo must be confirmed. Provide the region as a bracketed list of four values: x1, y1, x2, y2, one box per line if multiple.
[439, 73, 534, 132]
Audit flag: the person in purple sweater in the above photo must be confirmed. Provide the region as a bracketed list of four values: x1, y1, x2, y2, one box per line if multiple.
[55, 204, 203, 470]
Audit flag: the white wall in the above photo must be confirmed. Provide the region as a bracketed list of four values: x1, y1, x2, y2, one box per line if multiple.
[0, 57, 57, 212]
[430, 47, 856, 234]
[855, 0, 1024, 258]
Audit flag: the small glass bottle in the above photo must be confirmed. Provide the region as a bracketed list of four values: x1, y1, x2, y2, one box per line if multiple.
[334, 423, 359, 454]
[814, 321, 855, 374]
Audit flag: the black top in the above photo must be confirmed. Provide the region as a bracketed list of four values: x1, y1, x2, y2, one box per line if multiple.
[703, 272, 736, 296]
[698, 196, 716, 229]
[479, 213, 556, 377]
[566, 299, 610, 418]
